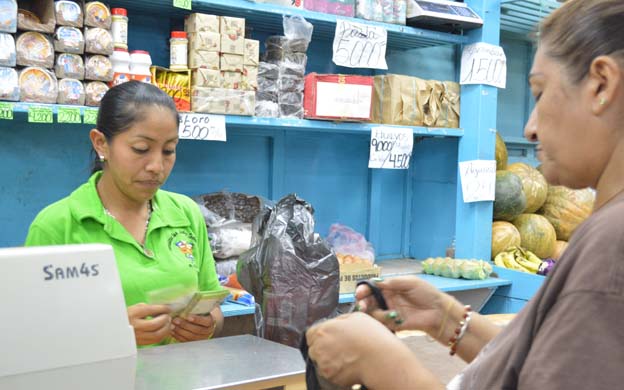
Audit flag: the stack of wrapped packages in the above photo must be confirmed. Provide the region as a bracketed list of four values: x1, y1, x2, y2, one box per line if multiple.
[304, 0, 356, 17]
[372, 74, 460, 128]
[188, 13, 259, 116]
[0, 0, 114, 106]
[255, 15, 313, 119]
[355, 0, 407, 24]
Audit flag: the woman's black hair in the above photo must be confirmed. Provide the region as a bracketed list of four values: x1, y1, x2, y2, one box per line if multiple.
[91, 81, 179, 173]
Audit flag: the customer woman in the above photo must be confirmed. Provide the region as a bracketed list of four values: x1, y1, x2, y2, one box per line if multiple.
[25, 81, 224, 346]
[306, 0, 624, 388]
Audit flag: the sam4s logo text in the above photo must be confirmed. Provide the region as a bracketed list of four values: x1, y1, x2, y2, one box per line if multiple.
[43, 262, 100, 281]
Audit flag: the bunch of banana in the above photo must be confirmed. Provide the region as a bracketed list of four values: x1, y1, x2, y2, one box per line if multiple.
[493, 246, 542, 274]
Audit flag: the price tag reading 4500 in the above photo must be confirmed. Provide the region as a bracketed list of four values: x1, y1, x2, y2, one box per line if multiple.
[178, 113, 227, 142]
[368, 126, 413, 169]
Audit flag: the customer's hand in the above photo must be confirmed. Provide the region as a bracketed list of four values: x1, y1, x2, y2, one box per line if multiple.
[127, 303, 172, 346]
[171, 312, 217, 342]
[355, 276, 452, 335]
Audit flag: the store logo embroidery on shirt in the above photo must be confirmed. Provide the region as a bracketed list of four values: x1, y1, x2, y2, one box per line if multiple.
[176, 240, 194, 260]
[168, 231, 197, 267]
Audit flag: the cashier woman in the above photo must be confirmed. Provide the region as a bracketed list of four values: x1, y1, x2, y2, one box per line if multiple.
[25, 81, 224, 346]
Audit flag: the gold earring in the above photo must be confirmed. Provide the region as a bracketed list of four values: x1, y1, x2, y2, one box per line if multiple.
[600, 97, 607, 106]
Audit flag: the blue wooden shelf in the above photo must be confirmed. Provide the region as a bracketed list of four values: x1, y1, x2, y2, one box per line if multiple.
[8, 102, 464, 137]
[112, 0, 470, 50]
[500, 0, 560, 36]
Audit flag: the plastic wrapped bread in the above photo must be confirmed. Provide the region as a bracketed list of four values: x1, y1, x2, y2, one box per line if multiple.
[55, 53, 84, 80]
[19, 67, 58, 103]
[55, 0, 83, 27]
[57, 78, 85, 105]
[0, 0, 18, 33]
[16, 31, 54, 68]
[85, 54, 113, 81]
[0, 32, 16, 67]
[85, 27, 113, 55]
[84, 1, 111, 29]
[0, 66, 19, 101]
[17, 7, 55, 34]
[85, 80, 108, 106]
[53, 26, 84, 54]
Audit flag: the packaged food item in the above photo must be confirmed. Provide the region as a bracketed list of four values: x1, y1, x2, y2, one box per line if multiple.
[129, 50, 152, 83]
[0, 66, 19, 101]
[54, 52, 84, 79]
[170, 31, 188, 71]
[220, 54, 243, 73]
[304, 73, 374, 121]
[57, 78, 85, 105]
[243, 39, 259, 66]
[0, 0, 18, 33]
[85, 27, 113, 55]
[192, 87, 226, 114]
[85, 54, 113, 81]
[305, 0, 356, 17]
[110, 47, 131, 86]
[19, 66, 58, 103]
[254, 100, 279, 118]
[55, 0, 83, 27]
[85, 80, 108, 106]
[279, 103, 303, 119]
[277, 75, 304, 92]
[0, 32, 16, 67]
[191, 68, 220, 88]
[16, 31, 54, 68]
[279, 62, 305, 78]
[219, 16, 244, 37]
[84, 1, 111, 28]
[110, 8, 128, 49]
[258, 62, 279, 80]
[434, 81, 460, 128]
[53, 26, 84, 54]
[184, 13, 219, 34]
[220, 33, 244, 55]
[189, 50, 219, 70]
[188, 31, 220, 53]
[393, 0, 407, 25]
[356, 0, 384, 22]
[372, 74, 431, 126]
[242, 65, 258, 91]
[227, 90, 255, 116]
[257, 77, 278, 94]
[17, 2, 56, 33]
[151, 66, 191, 112]
[256, 90, 278, 103]
[220, 71, 242, 90]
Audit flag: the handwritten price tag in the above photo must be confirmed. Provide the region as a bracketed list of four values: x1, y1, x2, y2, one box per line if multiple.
[0, 102, 13, 120]
[178, 113, 227, 142]
[460, 43, 507, 88]
[333, 19, 388, 70]
[83, 108, 99, 125]
[173, 0, 192, 10]
[57, 107, 82, 124]
[368, 126, 413, 169]
[28, 106, 53, 123]
[459, 160, 496, 202]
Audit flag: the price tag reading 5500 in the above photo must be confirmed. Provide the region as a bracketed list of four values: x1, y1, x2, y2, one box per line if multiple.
[178, 113, 227, 142]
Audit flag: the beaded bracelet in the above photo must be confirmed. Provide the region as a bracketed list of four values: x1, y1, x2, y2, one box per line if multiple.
[448, 305, 472, 356]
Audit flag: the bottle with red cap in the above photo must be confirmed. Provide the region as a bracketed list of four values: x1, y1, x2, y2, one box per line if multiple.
[130, 50, 152, 83]
[111, 8, 128, 49]
[169, 31, 188, 71]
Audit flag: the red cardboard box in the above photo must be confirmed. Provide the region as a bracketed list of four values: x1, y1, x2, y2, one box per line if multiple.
[303, 73, 374, 122]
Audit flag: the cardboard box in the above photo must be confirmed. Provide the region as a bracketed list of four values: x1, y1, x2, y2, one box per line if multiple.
[220, 53, 244, 72]
[151, 66, 191, 112]
[189, 50, 220, 70]
[243, 39, 259, 66]
[220, 33, 244, 55]
[339, 263, 381, 294]
[189, 31, 221, 53]
[191, 68, 220, 88]
[220, 71, 242, 89]
[185, 13, 219, 34]
[303, 73, 374, 122]
[219, 16, 244, 37]
[242, 65, 258, 91]
[18, 0, 56, 33]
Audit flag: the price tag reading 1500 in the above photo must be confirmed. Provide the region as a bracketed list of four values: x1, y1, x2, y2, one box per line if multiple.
[178, 113, 227, 142]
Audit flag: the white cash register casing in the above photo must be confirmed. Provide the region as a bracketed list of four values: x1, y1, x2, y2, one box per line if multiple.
[0, 244, 136, 390]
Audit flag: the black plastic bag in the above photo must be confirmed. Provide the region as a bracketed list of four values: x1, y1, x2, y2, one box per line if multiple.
[237, 194, 340, 347]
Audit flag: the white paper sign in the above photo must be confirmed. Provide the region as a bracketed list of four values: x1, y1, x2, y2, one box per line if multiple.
[333, 19, 388, 70]
[316, 82, 373, 120]
[178, 113, 227, 142]
[368, 127, 413, 169]
[460, 43, 507, 88]
[459, 160, 496, 203]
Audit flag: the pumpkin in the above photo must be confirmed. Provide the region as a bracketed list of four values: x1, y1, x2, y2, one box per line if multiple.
[507, 162, 548, 213]
[552, 240, 568, 261]
[495, 132, 508, 170]
[491, 221, 521, 260]
[539, 186, 595, 240]
[512, 213, 557, 259]
[493, 170, 526, 221]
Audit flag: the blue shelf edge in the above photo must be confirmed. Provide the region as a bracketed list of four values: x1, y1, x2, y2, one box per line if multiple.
[7, 102, 464, 138]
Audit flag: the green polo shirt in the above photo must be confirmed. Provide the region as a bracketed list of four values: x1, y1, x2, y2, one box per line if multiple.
[25, 172, 220, 307]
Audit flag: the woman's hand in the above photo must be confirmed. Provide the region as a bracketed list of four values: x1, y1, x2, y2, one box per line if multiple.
[355, 276, 453, 335]
[171, 306, 223, 342]
[127, 303, 172, 346]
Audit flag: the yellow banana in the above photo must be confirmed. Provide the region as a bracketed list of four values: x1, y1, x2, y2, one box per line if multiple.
[494, 252, 506, 268]
[505, 252, 532, 273]
[525, 250, 543, 266]
[515, 255, 539, 273]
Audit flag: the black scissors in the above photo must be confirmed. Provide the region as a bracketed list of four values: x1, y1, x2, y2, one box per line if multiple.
[300, 279, 389, 390]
